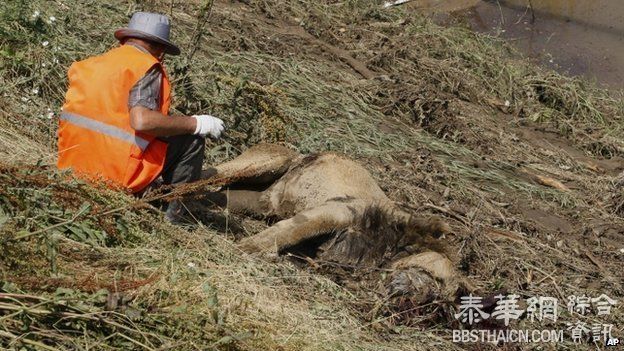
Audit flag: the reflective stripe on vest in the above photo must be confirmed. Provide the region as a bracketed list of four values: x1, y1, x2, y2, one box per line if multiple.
[60, 111, 150, 151]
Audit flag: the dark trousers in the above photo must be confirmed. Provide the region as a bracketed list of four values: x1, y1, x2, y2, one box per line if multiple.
[157, 135, 205, 222]
[160, 134, 205, 186]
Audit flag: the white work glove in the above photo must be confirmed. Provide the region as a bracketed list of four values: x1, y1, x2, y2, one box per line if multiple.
[192, 115, 225, 139]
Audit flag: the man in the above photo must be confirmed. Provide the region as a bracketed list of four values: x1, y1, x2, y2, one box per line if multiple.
[58, 12, 223, 220]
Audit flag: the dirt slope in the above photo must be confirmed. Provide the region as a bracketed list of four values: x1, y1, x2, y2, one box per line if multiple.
[1, 0, 622, 350]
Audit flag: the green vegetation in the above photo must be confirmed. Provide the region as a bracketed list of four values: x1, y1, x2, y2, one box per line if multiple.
[1, 0, 622, 350]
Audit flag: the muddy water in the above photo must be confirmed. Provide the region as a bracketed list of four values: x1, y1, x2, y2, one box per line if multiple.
[414, 0, 624, 89]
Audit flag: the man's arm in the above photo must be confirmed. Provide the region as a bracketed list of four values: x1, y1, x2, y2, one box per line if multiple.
[126, 65, 224, 138]
[127, 64, 195, 137]
[129, 106, 196, 137]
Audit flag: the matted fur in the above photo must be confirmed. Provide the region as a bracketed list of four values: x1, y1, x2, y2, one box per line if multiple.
[315, 205, 448, 267]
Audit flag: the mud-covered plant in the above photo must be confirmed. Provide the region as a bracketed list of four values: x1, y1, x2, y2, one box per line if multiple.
[225, 77, 292, 145]
[0, 163, 140, 247]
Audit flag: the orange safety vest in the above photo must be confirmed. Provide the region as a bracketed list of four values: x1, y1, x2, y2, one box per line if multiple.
[57, 45, 171, 193]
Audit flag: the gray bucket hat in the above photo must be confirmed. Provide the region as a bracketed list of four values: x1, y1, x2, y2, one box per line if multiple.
[114, 12, 180, 56]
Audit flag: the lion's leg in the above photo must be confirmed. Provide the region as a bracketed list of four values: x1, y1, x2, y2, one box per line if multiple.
[238, 200, 367, 254]
[201, 189, 270, 217]
[205, 144, 299, 185]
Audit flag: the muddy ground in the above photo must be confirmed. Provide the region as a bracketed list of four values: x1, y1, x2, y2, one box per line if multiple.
[175, 0, 624, 346]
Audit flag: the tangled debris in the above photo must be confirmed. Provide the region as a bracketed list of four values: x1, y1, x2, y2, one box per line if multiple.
[1, 0, 623, 350]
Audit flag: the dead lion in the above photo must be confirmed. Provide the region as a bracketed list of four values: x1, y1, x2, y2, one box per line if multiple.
[202, 143, 462, 304]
